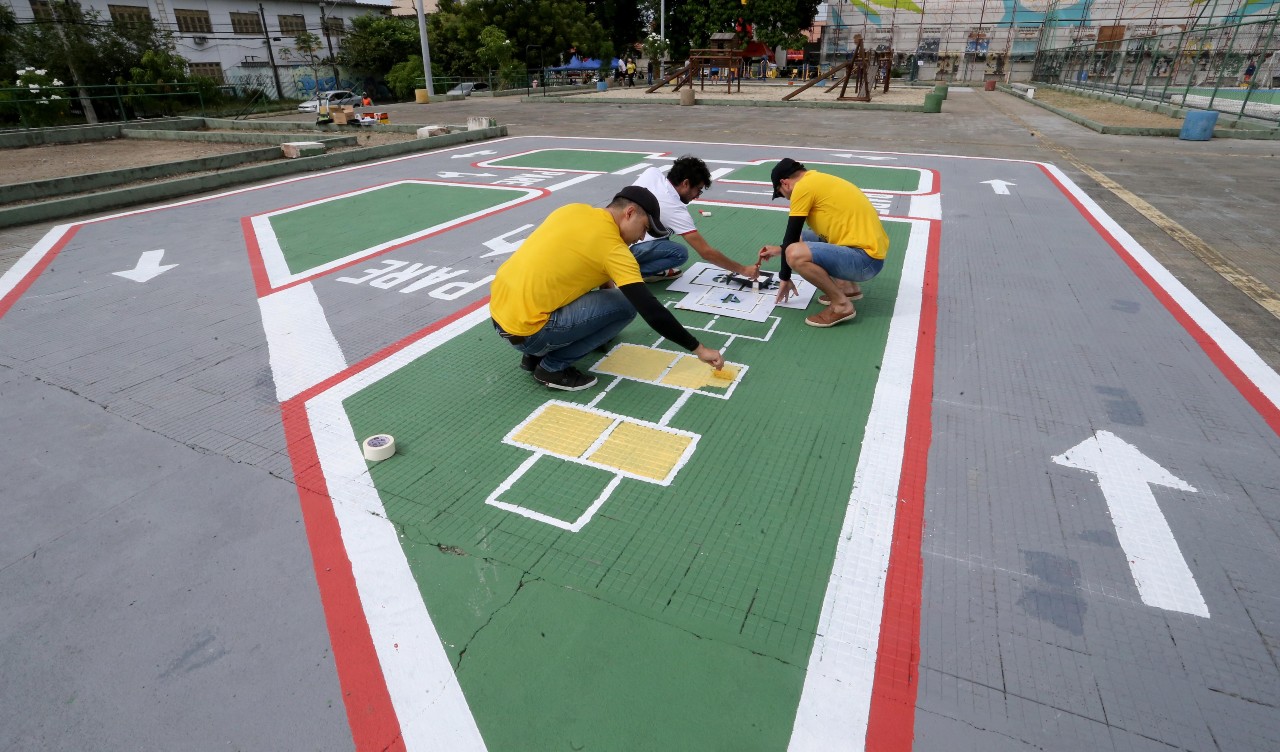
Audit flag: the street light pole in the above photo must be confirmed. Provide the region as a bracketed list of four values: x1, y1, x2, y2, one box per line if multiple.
[414, 0, 435, 99]
[318, 3, 340, 88]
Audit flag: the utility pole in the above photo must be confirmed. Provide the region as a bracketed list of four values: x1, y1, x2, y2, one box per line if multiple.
[318, 3, 340, 88]
[414, 0, 435, 98]
[258, 4, 285, 99]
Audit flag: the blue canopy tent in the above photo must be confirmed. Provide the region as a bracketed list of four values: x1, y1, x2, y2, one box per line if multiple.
[546, 56, 622, 72]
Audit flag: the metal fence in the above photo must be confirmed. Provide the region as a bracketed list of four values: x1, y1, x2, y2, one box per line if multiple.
[1033, 18, 1280, 124]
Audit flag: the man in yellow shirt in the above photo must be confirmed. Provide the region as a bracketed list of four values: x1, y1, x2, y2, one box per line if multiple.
[758, 158, 891, 328]
[490, 186, 725, 391]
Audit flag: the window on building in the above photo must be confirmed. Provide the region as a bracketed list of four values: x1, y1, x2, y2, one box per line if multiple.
[188, 62, 225, 83]
[174, 9, 213, 34]
[108, 4, 152, 25]
[323, 16, 344, 36]
[278, 14, 307, 35]
[30, 0, 54, 21]
[230, 11, 263, 35]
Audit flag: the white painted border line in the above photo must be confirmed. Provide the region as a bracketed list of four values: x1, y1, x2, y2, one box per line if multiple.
[788, 218, 932, 751]
[475, 147, 668, 173]
[715, 159, 936, 196]
[259, 282, 347, 402]
[251, 181, 542, 289]
[589, 344, 749, 400]
[1043, 163, 1280, 412]
[0, 222, 73, 302]
[305, 305, 494, 751]
[306, 394, 488, 751]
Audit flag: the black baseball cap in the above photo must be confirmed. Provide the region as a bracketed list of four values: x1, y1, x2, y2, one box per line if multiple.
[613, 185, 671, 238]
[770, 158, 806, 199]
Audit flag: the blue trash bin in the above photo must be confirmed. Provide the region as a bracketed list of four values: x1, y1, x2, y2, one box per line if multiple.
[1180, 109, 1219, 141]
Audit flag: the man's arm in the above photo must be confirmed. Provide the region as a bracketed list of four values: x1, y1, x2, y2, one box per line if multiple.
[618, 282, 724, 368]
[776, 215, 806, 281]
[682, 230, 758, 278]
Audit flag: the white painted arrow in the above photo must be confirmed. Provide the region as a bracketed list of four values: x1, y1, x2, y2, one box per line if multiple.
[112, 249, 177, 282]
[830, 153, 897, 161]
[981, 179, 1016, 195]
[481, 223, 535, 258]
[436, 171, 497, 178]
[450, 150, 497, 159]
[1052, 430, 1208, 617]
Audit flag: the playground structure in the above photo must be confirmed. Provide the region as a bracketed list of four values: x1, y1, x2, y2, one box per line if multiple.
[783, 35, 892, 102]
[646, 49, 746, 95]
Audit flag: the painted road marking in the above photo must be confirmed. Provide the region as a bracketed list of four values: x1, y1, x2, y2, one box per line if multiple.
[789, 217, 933, 751]
[480, 224, 535, 258]
[1052, 430, 1208, 617]
[981, 179, 1016, 195]
[247, 180, 542, 291]
[112, 249, 177, 282]
[718, 159, 937, 195]
[259, 282, 347, 402]
[477, 148, 667, 173]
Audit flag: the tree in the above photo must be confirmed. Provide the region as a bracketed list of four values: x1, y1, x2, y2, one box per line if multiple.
[428, 0, 611, 78]
[336, 15, 420, 77]
[290, 31, 326, 94]
[663, 0, 819, 59]
[585, 0, 643, 58]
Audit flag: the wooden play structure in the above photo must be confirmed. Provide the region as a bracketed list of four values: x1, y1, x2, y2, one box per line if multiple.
[782, 35, 893, 102]
[646, 48, 745, 95]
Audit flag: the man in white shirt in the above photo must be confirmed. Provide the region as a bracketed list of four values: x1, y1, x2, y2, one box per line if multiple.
[629, 155, 760, 282]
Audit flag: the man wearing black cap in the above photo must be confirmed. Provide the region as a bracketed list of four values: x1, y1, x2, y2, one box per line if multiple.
[758, 158, 890, 328]
[490, 186, 725, 391]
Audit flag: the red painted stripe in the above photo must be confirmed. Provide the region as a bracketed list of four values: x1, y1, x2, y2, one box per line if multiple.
[292, 296, 490, 405]
[0, 226, 79, 320]
[1038, 164, 1280, 438]
[280, 399, 406, 752]
[241, 216, 274, 300]
[865, 218, 941, 751]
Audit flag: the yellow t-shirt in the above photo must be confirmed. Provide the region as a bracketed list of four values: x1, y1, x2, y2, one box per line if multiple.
[789, 170, 890, 260]
[490, 204, 643, 336]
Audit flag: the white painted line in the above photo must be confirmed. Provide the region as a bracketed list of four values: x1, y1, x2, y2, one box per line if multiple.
[788, 218, 932, 751]
[306, 396, 488, 751]
[1043, 163, 1280, 413]
[728, 189, 771, 196]
[709, 167, 736, 180]
[546, 174, 600, 192]
[480, 223, 535, 258]
[0, 223, 73, 304]
[259, 282, 347, 402]
[909, 193, 942, 220]
[1052, 430, 1208, 617]
[613, 162, 652, 175]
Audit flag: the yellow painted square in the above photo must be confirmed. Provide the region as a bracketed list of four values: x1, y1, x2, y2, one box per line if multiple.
[511, 404, 613, 458]
[594, 344, 679, 382]
[660, 356, 741, 390]
[588, 421, 693, 481]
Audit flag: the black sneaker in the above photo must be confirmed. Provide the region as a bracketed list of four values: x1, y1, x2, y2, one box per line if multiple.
[533, 365, 598, 391]
[520, 353, 543, 372]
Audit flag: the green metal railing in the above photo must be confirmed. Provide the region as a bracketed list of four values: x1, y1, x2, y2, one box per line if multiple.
[1032, 18, 1280, 125]
[0, 82, 212, 129]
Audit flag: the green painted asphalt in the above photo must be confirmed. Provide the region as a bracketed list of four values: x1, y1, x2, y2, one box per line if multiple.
[485, 148, 655, 172]
[268, 182, 529, 276]
[342, 205, 914, 749]
[724, 162, 925, 192]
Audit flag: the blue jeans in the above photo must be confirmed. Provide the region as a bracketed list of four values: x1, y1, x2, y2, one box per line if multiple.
[800, 228, 884, 283]
[630, 238, 689, 277]
[499, 288, 636, 373]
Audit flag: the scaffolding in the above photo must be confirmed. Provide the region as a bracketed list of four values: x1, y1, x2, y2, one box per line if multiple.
[813, 0, 1280, 89]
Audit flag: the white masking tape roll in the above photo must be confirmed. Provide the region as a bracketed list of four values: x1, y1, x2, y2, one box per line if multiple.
[362, 434, 396, 462]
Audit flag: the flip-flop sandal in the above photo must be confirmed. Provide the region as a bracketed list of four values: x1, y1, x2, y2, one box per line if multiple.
[818, 291, 864, 305]
[805, 309, 858, 328]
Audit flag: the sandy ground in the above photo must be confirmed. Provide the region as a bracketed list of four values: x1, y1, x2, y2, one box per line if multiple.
[1032, 89, 1184, 127]
[0, 130, 418, 187]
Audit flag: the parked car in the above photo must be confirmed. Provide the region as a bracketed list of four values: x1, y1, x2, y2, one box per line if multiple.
[445, 82, 489, 96]
[297, 90, 361, 113]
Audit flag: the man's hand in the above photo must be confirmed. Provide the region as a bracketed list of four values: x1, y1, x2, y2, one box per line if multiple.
[693, 344, 724, 370]
[775, 279, 797, 304]
[758, 245, 781, 263]
[740, 263, 761, 279]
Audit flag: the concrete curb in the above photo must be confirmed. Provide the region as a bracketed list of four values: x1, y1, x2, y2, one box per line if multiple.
[0, 117, 207, 148]
[0, 125, 508, 229]
[1000, 84, 1280, 139]
[119, 128, 358, 147]
[522, 93, 931, 112]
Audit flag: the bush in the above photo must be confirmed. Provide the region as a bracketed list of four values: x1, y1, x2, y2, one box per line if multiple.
[386, 56, 423, 101]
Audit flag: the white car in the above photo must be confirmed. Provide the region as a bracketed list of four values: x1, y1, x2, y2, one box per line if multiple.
[297, 90, 361, 113]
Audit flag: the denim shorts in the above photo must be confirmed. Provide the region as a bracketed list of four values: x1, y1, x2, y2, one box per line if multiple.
[806, 241, 884, 283]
